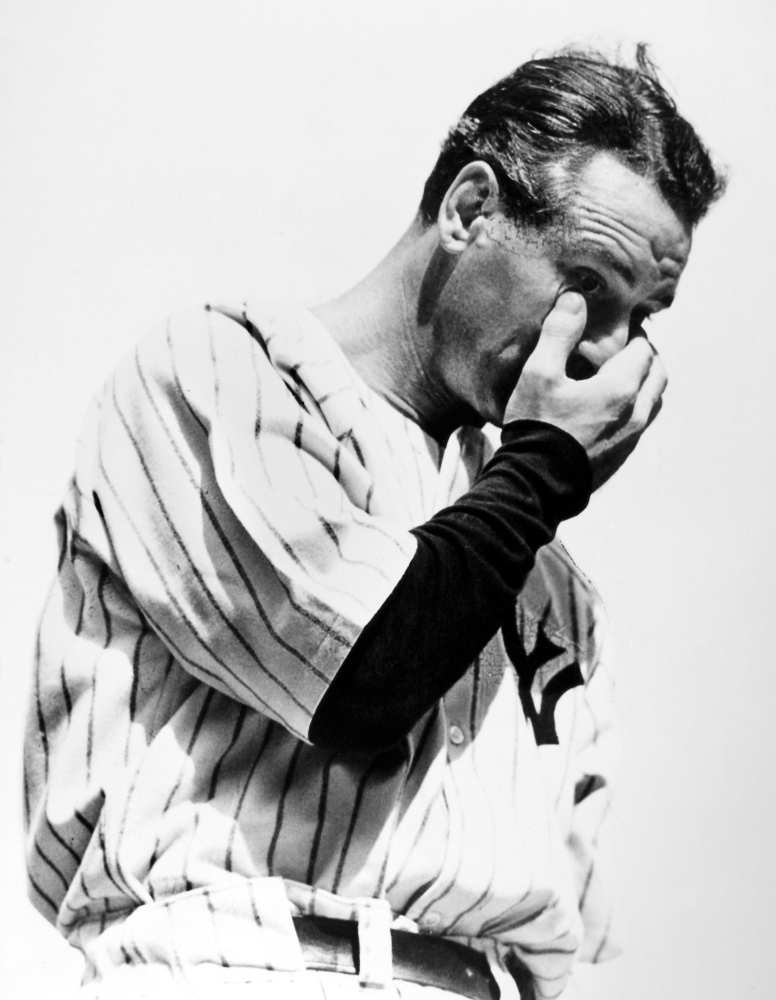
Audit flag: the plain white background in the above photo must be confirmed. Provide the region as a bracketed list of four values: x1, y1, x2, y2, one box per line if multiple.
[1, 1, 774, 996]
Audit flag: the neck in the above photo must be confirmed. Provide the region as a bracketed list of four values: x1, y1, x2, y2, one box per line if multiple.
[312, 217, 472, 442]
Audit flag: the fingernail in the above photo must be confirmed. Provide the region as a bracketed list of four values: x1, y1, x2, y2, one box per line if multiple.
[557, 291, 585, 313]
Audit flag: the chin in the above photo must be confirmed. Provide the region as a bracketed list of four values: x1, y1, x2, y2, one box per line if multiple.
[474, 403, 505, 431]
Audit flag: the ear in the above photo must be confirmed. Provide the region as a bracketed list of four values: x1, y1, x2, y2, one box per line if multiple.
[438, 161, 501, 255]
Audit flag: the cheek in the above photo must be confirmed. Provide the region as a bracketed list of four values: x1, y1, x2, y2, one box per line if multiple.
[503, 285, 561, 359]
[440, 249, 563, 366]
[503, 259, 564, 327]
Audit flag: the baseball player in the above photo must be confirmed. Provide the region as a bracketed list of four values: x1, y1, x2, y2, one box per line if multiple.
[25, 48, 724, 999]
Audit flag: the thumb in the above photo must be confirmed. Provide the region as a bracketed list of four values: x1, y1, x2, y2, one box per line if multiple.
[527, 291, 587, 376]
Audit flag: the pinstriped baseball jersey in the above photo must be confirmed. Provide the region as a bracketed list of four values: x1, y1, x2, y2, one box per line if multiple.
[25, 302, 618, 998]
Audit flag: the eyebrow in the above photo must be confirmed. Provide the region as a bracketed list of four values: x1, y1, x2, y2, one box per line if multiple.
[565, 236, 637, 286]
[597, 247, 636, 286]
[568, 236, 680, 306]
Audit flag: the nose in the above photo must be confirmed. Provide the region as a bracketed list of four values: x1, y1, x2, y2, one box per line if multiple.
[574, 318, 631, 371]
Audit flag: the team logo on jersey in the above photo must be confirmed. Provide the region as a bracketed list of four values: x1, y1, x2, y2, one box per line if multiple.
[502, 604, 584, 746]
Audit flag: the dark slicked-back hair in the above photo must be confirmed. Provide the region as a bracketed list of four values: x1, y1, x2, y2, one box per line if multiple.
[419, 45, 725, 229]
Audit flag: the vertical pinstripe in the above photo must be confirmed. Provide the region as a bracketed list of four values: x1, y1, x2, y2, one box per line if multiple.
[25, 302, 618, 998]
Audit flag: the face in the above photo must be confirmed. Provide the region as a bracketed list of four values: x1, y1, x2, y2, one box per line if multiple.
[432, 152, 692, 426]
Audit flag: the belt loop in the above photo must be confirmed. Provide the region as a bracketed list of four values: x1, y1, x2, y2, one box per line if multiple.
[356, 899, 393, 989]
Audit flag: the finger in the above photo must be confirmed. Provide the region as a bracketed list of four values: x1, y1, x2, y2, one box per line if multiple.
[527, 292, 588, 376]
[631, 353, 668, 427]
[645, 395, 664, 429]
[594, 332, 656, 398]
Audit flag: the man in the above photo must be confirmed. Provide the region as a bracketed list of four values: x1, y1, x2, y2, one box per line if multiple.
[25, 47, 724, 999]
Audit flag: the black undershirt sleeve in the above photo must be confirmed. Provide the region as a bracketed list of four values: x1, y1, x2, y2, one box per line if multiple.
[308, 419, 592, 753]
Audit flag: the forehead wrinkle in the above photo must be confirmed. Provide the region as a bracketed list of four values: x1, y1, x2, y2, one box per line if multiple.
[567, 208, 688, 286]
[571, 189, 690, 264]
[563, 223, 645, 288]
[571, 202, 653, 258]
[571, 227, 686, 283]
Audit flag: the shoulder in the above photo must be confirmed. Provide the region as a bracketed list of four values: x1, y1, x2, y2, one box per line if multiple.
[103, 302, 303, 428]
[103, 304, 249, 401]
[131, 302, 258, 384]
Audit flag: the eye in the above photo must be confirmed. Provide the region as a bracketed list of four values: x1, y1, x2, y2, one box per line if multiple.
[573, 271, 606, 298]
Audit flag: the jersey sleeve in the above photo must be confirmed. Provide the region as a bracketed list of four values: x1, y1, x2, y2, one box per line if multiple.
[68, 306, 417, 740]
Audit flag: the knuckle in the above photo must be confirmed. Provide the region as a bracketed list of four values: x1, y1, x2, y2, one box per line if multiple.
[609, 385, 636, 413]
[626, 334, 650, 359]
[630, 407, 649, 433]
[522, 362, 556, 391]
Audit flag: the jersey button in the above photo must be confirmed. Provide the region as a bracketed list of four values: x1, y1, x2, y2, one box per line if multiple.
[421, 911, 442, 930]
[448, 725, 465, 746]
